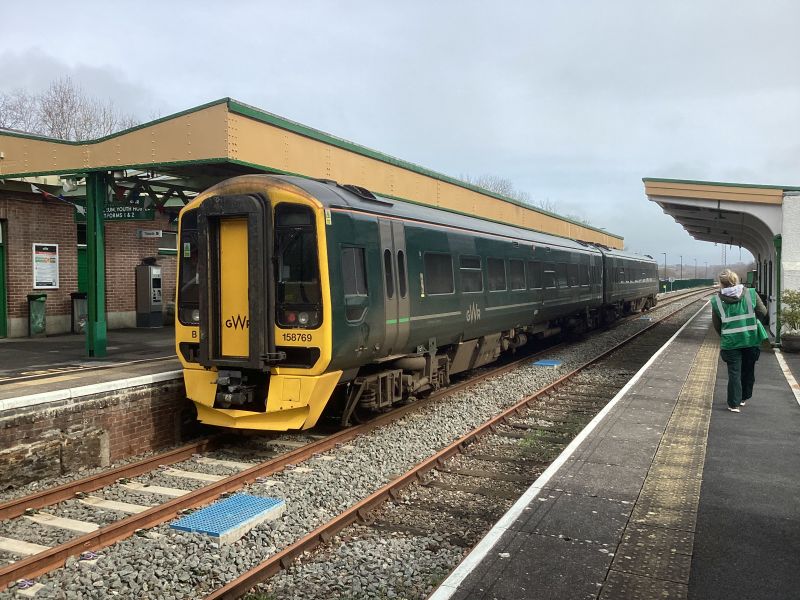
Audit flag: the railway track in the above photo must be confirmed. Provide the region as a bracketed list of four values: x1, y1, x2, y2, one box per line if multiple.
[0, 287, 711, 597]
[215, 293, 710, 600]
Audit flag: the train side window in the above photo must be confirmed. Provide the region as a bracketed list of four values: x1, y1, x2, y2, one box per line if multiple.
[543, 263, 556, 289]
[579, 264, 589, 286]
[397, 250, 407, 298]
[567, 263, 579, 287]
[460, 255, 483, 293]
[556, 263, 568, 288]
[617, 269, 624, 283]
[527, 261, 542, 289]
[383, 249, 394, 299]
[509, 259, 526, 290]
[424, 252, 454, 295]
[488, 258, 507, 291]
[341, 246, 368, 322]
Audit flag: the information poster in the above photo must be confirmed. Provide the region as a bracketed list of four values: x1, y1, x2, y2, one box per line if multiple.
[33, 244, 59, 289]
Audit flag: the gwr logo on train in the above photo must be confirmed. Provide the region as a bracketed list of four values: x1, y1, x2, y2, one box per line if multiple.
[225, 315, 250, 330]
[466, 302, 481, 323]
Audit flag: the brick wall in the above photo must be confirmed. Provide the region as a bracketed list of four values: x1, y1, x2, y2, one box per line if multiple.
[0, 192, 77, 321]
[0, 380, 201, 487]
[0, 189, 178, 336]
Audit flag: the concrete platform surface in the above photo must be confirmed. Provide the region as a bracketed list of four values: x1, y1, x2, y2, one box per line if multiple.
[0, 327, 179, 402]
[431, 304, 800, 600]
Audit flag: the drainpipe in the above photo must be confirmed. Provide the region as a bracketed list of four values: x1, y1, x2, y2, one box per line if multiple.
[775, 234, 782, 346]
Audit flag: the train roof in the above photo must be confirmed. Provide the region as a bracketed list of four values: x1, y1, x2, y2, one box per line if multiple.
[276, 175, 606, 256]
[596, 247, 658, 265]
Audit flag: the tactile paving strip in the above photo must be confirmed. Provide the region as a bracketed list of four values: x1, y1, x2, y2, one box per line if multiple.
[602, 323, 719, 598]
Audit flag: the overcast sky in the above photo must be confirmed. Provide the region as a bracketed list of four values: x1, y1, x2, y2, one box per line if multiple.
[2, 0, 798, 267]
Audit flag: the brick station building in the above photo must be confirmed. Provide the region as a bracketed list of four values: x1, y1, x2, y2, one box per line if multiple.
[0, 176, 178, 338]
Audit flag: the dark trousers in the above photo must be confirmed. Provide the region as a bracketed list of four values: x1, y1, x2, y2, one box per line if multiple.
[720, 346, 761, 408]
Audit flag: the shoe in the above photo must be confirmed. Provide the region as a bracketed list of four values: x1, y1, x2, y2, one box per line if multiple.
[740, 401, 747, 406]
[727, 407, 741, 413]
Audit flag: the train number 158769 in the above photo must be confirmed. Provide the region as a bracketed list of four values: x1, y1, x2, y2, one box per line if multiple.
[281, 332, 313, 343]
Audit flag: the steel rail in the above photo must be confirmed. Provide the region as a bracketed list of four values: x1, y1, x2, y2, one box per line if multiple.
[0, 437, 221, 522]
[0, 288, 710, 590]
[204, 294, 710, 599]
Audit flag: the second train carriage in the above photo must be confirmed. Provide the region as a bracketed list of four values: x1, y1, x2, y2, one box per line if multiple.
[175, 175, 658, 431]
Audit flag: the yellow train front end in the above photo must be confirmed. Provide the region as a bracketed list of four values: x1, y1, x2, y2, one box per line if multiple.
[175, 175, 341, 430]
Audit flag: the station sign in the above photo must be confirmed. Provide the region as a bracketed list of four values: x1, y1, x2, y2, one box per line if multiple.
[73, 199, 155, 222]
[137, 229, 163, 239]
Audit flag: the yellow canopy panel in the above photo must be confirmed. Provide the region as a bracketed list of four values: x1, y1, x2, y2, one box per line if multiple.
[0, 98, 623, 248]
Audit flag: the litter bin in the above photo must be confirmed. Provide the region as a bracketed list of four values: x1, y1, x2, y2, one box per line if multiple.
[27, 293, 47, 337]
[70, 292, 88, 334]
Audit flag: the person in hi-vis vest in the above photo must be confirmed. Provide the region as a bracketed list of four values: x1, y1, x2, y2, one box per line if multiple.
[711, 269, 769, 412]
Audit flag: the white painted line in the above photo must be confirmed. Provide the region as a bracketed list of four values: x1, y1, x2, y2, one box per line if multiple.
[195, 457, 255, 470]
[15, 582, 46, 597]
[163, 468, 225, 483]
[121, 482, 190, 497]
[79, 495, 152, 514]
[429, 302, 710, 600]
[0, 370, 183, 414]
[0, 536, 50, 556]
[24, 512, 99, 534]
[774, 349, 800, 407]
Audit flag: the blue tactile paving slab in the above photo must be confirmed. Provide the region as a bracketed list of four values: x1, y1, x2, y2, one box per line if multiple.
[171, 494, 285, 544]
[532, 359, 563, 368]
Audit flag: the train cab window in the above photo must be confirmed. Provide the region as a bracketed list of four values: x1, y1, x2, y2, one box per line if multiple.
[543, 263, 556, 289]
[342, 246, 368, 322]
[567, 264, 579, 287]
[424, 252, 454, 295]
[383, 249, 394, 299]
[276, 204, 322, 328]
[556, 263, 568, 288]
[527, 261, 542, 289]
[509, 259, 526, 290]
[488, 258, 507, 291]
[397, 250, 407, 298]
[460, 255, 483, 293]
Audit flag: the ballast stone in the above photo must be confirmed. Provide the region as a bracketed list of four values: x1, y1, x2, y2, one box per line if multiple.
[170, 494, 285, 544]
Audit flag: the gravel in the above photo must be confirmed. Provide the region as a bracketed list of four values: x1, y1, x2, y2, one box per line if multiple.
[0, 295, 705, 599]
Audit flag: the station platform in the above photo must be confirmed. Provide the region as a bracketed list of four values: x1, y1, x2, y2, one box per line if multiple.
[0, 327, 180, 405]
[431, 304, 800, 600]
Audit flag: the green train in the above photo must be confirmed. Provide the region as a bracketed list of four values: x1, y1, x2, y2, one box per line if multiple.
[176, 175, 658, 430]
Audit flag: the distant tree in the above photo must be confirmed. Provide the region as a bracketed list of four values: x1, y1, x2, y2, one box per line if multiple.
[0, 77, 137, 141]
[460, 173, 531, 204]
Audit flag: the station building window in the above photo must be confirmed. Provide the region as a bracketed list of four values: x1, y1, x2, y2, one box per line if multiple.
[423, 252, 454, 295]
[487, 258, 506, 291]
[459, 255, 483, 293]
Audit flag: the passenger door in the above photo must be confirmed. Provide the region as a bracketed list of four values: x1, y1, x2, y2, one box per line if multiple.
[379, 219, 410, 355]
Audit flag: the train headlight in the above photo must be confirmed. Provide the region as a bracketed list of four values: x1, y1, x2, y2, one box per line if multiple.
[286, 312, 297, 324]
[191, 309, 200, 323]
[298, 312, 309, 325]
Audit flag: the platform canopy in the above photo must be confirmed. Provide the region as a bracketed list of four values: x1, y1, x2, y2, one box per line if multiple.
[645, 177, 800, 343]
[0, 98, 623, 248]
